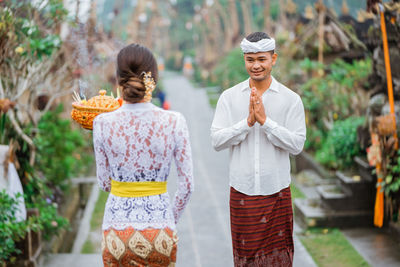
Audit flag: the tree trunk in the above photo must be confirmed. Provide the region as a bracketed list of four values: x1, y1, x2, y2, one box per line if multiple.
[198, 25, 214, 68]
[145, 1, 160, 50]
[202, 8, 220, 68]
[128, 0, 146, 43]
[210, 8, 224, 59]
[215, 0, 234, 53]
[264, 0, 272, 33]
[75, 0, 80, 22]
[241, 0, 253, 35]
[278, 0, 287, 31]
[318, 8, 325, 64]
[87, 0, 97, 53]
[228, 0, 240, 43]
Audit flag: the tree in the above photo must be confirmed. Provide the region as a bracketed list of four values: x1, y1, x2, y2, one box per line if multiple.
[0, 1, 75, 164]
[264, 0, 272, 33]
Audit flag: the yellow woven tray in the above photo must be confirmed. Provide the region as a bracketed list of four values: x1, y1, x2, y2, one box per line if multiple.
[71, 90, 121, 130]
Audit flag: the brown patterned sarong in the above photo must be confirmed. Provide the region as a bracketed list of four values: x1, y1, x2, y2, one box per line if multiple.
[230, 186, 294, 267]
[102, 227, 178, 267]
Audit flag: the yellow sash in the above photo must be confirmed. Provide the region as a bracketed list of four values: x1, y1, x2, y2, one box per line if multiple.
[111, 180, 167, 197]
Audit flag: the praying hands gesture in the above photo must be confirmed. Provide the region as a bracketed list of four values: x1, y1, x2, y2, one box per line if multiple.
[247, 87, 266, 127]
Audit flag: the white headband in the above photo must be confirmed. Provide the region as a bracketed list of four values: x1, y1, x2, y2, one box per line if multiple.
[240, 38, 276, 53]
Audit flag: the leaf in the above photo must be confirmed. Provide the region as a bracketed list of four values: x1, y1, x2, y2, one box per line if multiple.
[386, 175, 393, 184]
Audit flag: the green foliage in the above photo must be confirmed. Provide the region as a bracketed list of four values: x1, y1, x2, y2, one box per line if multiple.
[300, 58, 371, 150]
[384, 150, 400, 196]
[3, 105, 92, 246]
[26, 196, 69, 241]
[0, 191, 40, 264]
[0, 192, 26, 263]
[165, 53, 183, 71]
[0, 187, 69, 263]
[270, 0, 280, 20]
[214, 48, 249, 90]
[33, 105, 92, 191]
[316, 116, 365, 170]
[19, 15, 62, 59]
[1, 0, 66, 60]
[12, 105, 92, 244]
[290, 183, 305, 199]
[0, 113, 10, 145]
[22, 173, 69, 241]
[43, 0, 69, 26]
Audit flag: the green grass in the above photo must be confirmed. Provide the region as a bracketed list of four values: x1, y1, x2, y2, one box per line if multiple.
[299, 228, 370, 267]
[206, 90, 220, 108]
[90, 190, 109, 230]
[290, 183, 305, 199]
[81, 239, 96, 254]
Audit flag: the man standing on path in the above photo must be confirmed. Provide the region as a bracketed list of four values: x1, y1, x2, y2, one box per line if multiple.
[210, 32, 306, 266]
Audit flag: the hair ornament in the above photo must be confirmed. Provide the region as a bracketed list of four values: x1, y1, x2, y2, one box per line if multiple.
[142, 71, 156, 102]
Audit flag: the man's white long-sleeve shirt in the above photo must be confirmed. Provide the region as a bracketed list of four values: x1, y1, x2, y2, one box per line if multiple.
[211, 77, 306, 196]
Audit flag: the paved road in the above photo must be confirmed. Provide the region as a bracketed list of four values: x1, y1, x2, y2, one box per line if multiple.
[164, 72, 316, 267]
[165, 72, 233, 266]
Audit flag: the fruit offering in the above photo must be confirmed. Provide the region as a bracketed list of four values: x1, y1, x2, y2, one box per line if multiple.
[71, 90, 121, 130]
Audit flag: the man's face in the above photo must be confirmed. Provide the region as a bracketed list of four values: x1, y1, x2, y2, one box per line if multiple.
[244, 52, 277, 82]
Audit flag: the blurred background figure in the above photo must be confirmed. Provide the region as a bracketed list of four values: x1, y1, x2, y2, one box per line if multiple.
[183, 56, 194, 77]
[158, 57, 165, 75]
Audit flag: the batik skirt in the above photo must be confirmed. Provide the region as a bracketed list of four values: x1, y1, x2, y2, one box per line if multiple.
[230, 186, 294, 267]
[102, 227, 178, 267]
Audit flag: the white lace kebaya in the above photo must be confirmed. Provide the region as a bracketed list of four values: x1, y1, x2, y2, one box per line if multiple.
[93, 102, 194, 231]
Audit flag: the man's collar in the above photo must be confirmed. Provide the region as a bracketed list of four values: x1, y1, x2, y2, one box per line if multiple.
[241, 76, 279, 93]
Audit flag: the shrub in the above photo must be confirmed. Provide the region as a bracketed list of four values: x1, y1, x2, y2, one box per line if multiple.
[214, 48, 249, 90]
[33, 105, 92, 191]
[382, 149, 400, 223]
[0, 191, 34, 264]
[299, 58, 371, 150]
[316, 116, 365, 170]
[385, 150, 400, 197]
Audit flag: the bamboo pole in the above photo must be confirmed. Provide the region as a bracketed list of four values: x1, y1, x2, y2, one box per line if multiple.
[374, 162, 384, 227]
[379, 4, 398, 148]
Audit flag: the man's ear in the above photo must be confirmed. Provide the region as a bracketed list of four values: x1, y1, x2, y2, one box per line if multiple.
[272, 53, 278, 66]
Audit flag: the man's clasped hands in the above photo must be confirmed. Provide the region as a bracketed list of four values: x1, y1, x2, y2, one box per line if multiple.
[247, 87, 266, 127]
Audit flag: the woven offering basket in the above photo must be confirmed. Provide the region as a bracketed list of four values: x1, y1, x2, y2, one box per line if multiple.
[376, 114, 396, 136]
[71, 90, 121, 130]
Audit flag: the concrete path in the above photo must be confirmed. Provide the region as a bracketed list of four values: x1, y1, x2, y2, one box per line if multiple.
[43, 253, 102, 266]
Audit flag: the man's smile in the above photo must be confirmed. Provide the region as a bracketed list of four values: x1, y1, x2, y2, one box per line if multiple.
[251, 70, 264, 75]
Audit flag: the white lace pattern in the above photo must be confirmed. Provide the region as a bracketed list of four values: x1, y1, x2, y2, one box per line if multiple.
[93, 103, 194, 231]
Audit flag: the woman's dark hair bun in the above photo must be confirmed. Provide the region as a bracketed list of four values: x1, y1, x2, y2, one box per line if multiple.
[116, 44, 158, 103]
[120, 76, 146, 103]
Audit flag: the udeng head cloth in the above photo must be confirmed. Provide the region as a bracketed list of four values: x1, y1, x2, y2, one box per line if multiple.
[240, 38, 275, 53]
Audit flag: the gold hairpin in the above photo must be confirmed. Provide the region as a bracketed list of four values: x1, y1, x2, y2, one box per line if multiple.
[142, 72, 156, 102]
